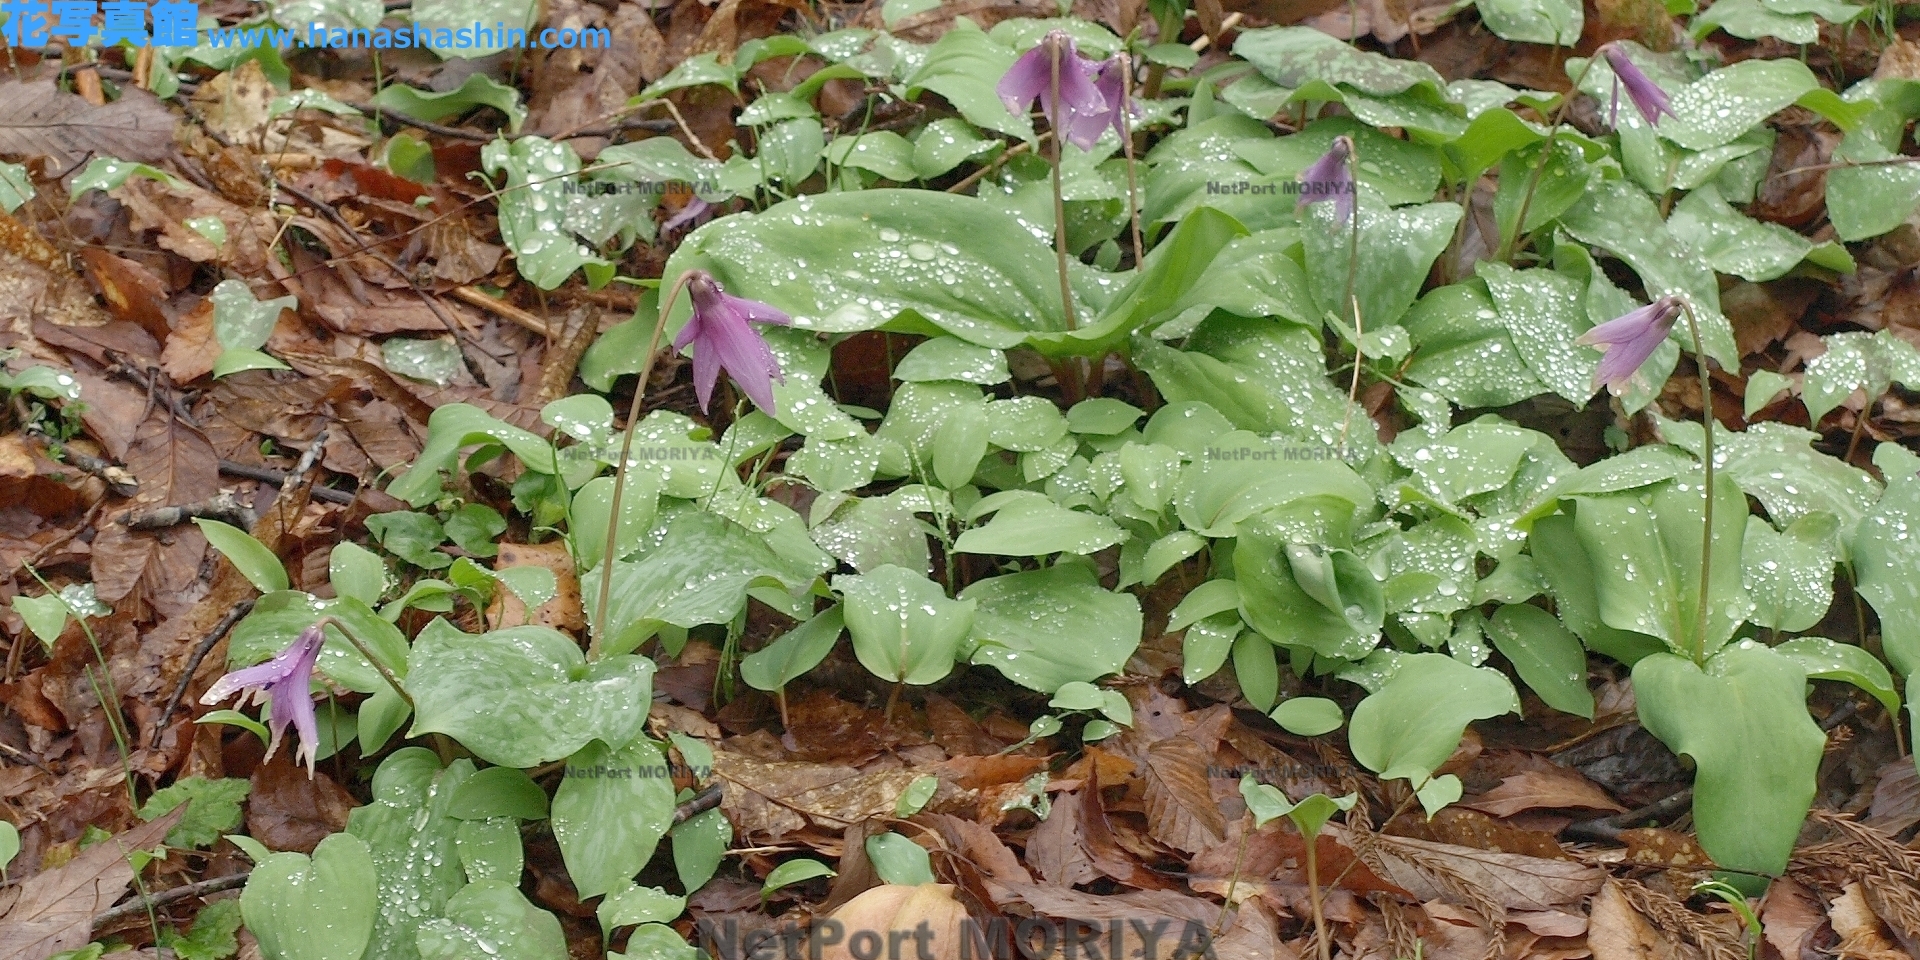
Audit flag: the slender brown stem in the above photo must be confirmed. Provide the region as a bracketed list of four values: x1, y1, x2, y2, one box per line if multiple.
[1213, 828, 1251, 935]
[590, 277, 690, 659]
[1306, 835, 1330, 960]
[1683, 304, 1715, 664]
[1048, 48, 1077, 332]
[1118, 53, 1144, 266]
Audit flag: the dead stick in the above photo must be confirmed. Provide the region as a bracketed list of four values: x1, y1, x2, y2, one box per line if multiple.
[148, 598, 257, 750]
[92, 872, 250, 930]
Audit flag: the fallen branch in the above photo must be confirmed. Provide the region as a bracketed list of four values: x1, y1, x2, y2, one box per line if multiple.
[91, 872, 250, 931]
[120, 491, 254, 531]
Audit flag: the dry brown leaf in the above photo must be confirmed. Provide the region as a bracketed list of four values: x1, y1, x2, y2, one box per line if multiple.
[1758, 877, 1825, 960]
[1388, 807, 1569, 860]
[0, 80, 173, 166]
[1356, 831, 1604, 911]
[712, 751, 922, 842]
[1586, 881, 1669, 960]
[158, 298, 221, 384]
[0, 806, 182, 960]
[1618, 827, 1714, 870]
[994, 882, 1217, 925]
[76, 249, 170, 342]
[1024, 790, 1096, 887]
[915, 812, 1031, 885]
[487, 541, 585, 631]
[247, 754, 359, 854]
[1867, 759, 1920, 836]
[1141, 736, 1226, 855]
[91, 415, 219, 622]
[1831, 883, 1909, 960]
[1461, 767, 1625, 818]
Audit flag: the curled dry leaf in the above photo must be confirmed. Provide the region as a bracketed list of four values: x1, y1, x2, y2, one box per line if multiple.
[1830, 883, 1907, 960]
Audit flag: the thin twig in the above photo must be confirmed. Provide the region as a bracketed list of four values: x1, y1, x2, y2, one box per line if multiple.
[0, 739, 55, 774]
[947, 137, 1039, 194]
[217, 461, 354, 504]
[149, 598, 258, 750]
[451, 285, 553, 338]
[674, 783, 725, 825]
[92, 873, 250, 930]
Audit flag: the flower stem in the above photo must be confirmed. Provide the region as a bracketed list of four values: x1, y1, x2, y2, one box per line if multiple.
[1337, 202, 1363, 459]
[316, 616, 413, 710]
[1683, 303, 1715, 665]
[590, 274, 691, 660]
[1048, 48, 1077, 333]
[1498, 51, 1598, 264]
[1306, 833, 1330, 960]
[1046, 43, 1086, 402]
[1118, 52, 1143, 266]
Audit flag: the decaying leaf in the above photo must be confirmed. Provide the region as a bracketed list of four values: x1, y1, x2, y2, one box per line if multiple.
[0, 81, 174, 166]
[713, 751, 923, 842]
[0, 807, 183, 960]
[1141, 736, 1226, 855]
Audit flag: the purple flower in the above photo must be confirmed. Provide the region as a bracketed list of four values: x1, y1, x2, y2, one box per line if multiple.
[998, 31, 1111, 150]
[1297, 135, 1356, 225]
[662, 196, 712, 234]
[674, 270, 790, 415]
[1087, 57, 1138, 144]
[200, 624, 325, 775]
[1600, 44, 1676, 128]
[1577, 295, 1685, 395]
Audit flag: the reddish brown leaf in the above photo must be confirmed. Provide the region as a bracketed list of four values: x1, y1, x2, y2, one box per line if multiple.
[76, 249, 171, 342]
[0, 806, 182, 960]
[1079, 762, 1178, 891]
[1617, 827, 1714, 870]
[247, 753, 358, 854]
[1387, 807, 1570, 860]
[1759, 877, 1826, 960]
[1023, 790, 1095, 887]
[158, 298, 220, 384]
[1142, 736, 1226, 854]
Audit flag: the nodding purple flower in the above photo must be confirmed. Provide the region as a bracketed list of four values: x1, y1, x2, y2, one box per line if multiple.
[1599, 44, 1676, 128]
[201, 624, 325, 775]
[662, 196, 712, 234]
[997, 31, 1112, 150]
[674, 270, 789, 415]
[1297, 135, 1356, 225]
[1087, 56, 1139, 143]
[1577, 295, 1685, 395]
